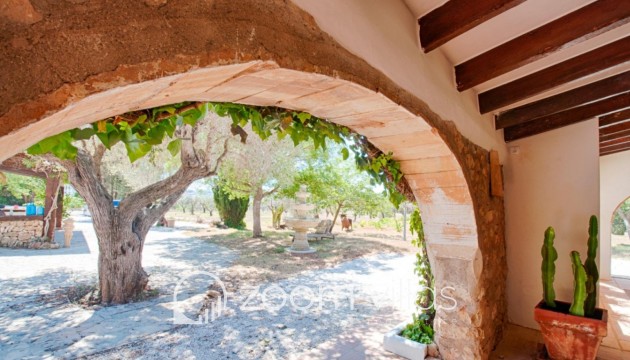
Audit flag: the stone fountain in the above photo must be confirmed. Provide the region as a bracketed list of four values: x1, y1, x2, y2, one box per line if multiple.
[286, 185, 320, 254]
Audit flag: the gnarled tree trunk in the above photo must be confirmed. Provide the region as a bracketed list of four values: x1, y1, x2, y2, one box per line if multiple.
[58, 125, 229, 304]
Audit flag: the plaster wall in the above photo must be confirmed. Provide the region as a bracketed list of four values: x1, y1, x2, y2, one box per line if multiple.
[503, 120, 600, 329]
[600, 150, 630, 280]
[290, 0, 505, 156]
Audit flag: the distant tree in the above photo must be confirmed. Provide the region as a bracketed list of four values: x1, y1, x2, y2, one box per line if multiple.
[29, 104, 232, 304]
[286, 146, 388, 230]
[267, 197, 289, 229]
[0, 172, 46, 205]
[217, 123, 301, 237]
[213, 184, 249, 229]
[614, 198, 630, 239]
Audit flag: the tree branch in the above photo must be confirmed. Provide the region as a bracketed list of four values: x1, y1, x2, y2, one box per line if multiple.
[92, 143, 107, 182]
[135, 188, 187, 239]
[263, 185, 280, 198]
[208, 137, 230, 174]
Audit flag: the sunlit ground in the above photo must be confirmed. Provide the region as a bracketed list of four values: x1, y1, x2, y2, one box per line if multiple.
[612, 234, 630, 279]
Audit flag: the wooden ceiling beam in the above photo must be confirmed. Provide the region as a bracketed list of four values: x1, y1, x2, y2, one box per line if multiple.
[496, 71, 630, 129]
[601, 134, 630, 147]
[600, 108, 630, 127]
[419, 0, 526, 53]
[456, 0, 630, 91]
[601, 142, 630, 156]
[600, 117, 630, 136]
[601, 127, 630, 141]
[504, 92, 630, 142]
[479, 36, 630, 114]
[600, 135, 630, 147]
[0, 165, 46, 178]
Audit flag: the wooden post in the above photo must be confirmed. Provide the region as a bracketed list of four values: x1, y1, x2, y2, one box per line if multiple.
[43, 176, 60, 239]
[489, 150, 504, 197]
[56, 185, 64, 229]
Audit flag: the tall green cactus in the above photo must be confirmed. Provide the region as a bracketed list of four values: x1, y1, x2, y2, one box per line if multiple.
[541, 227, 558, 308]
[584, 215, 599, 317]
[569, 251, 587, 317]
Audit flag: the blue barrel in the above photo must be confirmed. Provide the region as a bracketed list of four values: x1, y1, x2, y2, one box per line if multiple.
[25, 203, 36, 216]
[113, 200, 121, 208]
[36, 206, 44, 215]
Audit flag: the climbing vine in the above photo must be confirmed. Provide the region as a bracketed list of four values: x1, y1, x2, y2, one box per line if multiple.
[401, 208, 435, 343]
[28, 102, 408, 208]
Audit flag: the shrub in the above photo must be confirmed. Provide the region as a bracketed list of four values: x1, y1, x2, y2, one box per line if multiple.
[401, 313, 434, 344]
[612, 212, 626, 236]
[213, 185, 249, 230]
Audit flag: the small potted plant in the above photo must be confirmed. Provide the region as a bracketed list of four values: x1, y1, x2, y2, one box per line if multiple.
[534, 215, 608, 360]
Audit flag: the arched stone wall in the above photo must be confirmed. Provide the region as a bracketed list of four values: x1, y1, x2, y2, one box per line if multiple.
[0, 1, 506, 358]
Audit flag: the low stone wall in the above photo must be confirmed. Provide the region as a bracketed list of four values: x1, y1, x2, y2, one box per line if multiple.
[0, 217, 59, 249]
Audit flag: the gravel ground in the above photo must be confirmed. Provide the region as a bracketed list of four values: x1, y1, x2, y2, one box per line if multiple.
[0, 214, 416, 359]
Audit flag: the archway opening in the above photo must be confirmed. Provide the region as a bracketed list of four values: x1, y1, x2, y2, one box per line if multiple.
[611, 197, 630, 279]
[0, 62, 494, 358]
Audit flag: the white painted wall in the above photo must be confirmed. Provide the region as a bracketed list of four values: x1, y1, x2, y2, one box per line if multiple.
[600, 150, 630, 280]
[291, 0, 602, 330]
[291, 0, 505, 156]
[503, 120, 600, 328]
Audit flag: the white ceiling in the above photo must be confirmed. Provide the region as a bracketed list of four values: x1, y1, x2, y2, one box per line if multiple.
[401, 0, 629, 113]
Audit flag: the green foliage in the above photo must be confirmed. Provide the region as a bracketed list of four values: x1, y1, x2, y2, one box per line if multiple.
[28, 102, 406, 208]
[270, 204, 284, 229]
[63, 193, 85, 218]
[612, 213, 626, 235]
[410, 209, 435, 321]
[400, 313, 434, 345]
[541, 227, 557, 308]
[584, 215, 599, 317]
[209, 103, 405, 208]
[28, 102, 209, 162]
[569, 251, 587, 317]
[0, 173, 46, 205]
[613, 199, 630, 235]
[283, 145, 391, 226]
[213, 185, 249, 229]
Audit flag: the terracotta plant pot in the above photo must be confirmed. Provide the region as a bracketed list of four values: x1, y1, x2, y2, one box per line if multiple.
[534, 300, 607, 360]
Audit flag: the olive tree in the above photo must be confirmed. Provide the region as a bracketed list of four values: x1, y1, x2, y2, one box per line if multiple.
[29, 104, 231, 304]
[217, 122, 302, 237]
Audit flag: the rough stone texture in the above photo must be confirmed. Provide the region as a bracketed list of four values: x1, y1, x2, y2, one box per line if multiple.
[0, 0, 42, 25]
[0, 218, 58, 249]
[0, 1, 506, 358]
[144, 0, 167, 8]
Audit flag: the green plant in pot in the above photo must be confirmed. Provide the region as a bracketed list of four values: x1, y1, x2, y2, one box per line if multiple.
[534, 215, 608, 360]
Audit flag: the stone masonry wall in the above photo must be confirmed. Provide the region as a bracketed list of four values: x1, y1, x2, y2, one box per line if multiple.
[0, 218, 58, 249]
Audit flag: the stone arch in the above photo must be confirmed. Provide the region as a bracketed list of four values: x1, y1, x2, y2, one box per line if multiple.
[0, 1, 506, 358]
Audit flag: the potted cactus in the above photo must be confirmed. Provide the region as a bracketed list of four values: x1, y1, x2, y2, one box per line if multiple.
[534, 215, 608, 360]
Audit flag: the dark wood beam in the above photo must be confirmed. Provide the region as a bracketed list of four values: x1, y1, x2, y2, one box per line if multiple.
[601, 142, 630, 156]
[601, 127, 630, 141]
[456, 0, 630, 91]
[496, 71, 630, 129]
[504, 92, 630, 142]
[600, 134, 630, 147]
[600, 117, 630, 136]
[0, 165, 46, 178]
[43, 176, 60, 239]
[479, 36, 630, 114]
[419, 0, 526, 53]
[600, 108, 630, 127]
